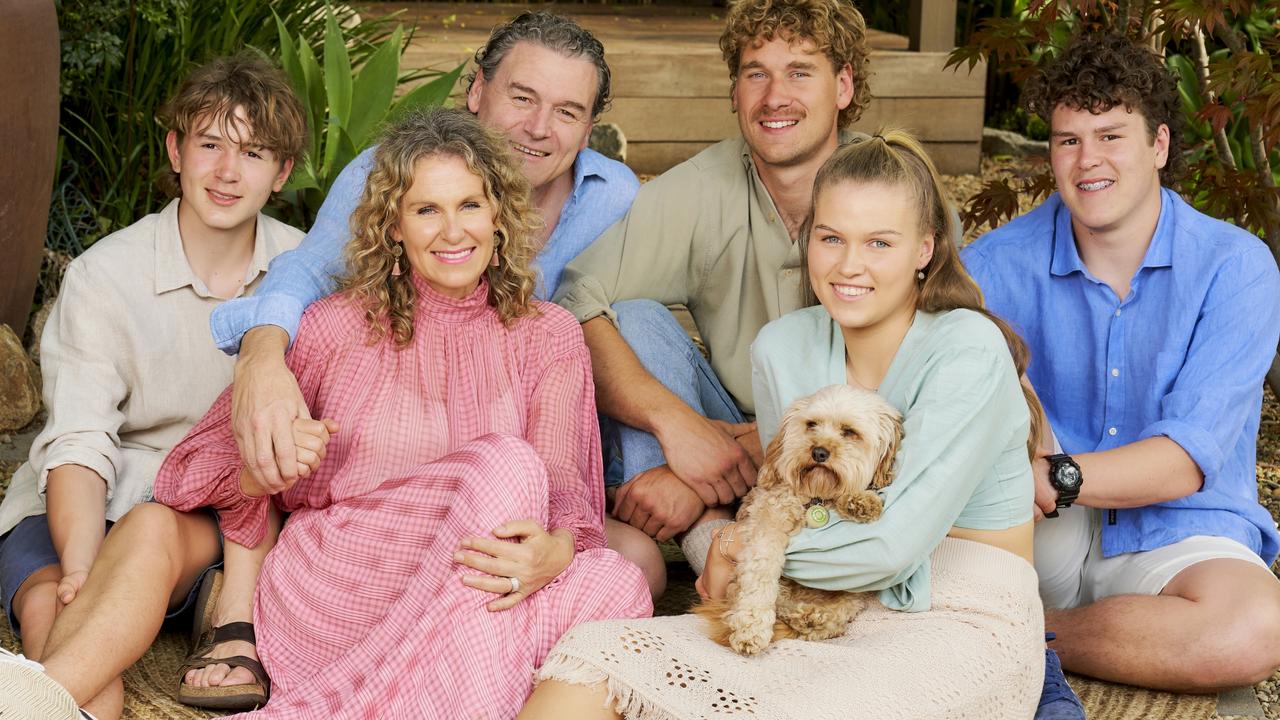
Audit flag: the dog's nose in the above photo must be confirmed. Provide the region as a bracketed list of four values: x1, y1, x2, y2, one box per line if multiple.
[811, 446, 830, 463]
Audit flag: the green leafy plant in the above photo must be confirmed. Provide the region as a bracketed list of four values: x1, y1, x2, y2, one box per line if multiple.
[272, 10, 466, 228]
[54, 0, 401, 251]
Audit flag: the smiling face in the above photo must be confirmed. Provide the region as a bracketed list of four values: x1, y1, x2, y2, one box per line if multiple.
[392, 153, 498, 299]
[466, 42, 597, 195]
[1049, 103, 1168, 243]
[807, 180, 934, 341]
[732, 35, 853, 170]
[165, 106, 292, 238]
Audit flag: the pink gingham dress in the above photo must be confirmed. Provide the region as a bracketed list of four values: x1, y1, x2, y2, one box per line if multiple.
[154, 275, 652, 719]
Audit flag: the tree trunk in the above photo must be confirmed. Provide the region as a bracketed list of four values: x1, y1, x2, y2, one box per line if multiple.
[0, 0, 59, 336]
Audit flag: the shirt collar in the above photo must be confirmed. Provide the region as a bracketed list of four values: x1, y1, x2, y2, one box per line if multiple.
[1050, 187, 1175, 278]
[153, 197, 274, 297]
[570, 147, 607, 199]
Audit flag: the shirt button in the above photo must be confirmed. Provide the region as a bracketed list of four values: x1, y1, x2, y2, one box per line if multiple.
[1111, 368, 1120, 377]
[1114, 309, 1122, 317]
[1108, 427, 1118, 436]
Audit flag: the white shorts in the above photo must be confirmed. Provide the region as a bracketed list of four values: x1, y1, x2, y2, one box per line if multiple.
[1034, 504, 1269, 609]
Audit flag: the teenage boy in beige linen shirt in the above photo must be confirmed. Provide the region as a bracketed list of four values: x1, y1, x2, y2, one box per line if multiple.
[0, 53, 305, 720]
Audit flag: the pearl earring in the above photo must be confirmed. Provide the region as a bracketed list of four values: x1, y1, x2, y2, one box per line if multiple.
[917, 269, 926, 281]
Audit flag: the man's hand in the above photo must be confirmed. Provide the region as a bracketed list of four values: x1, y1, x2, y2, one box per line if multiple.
[233, 326, 309, 494]
[1032, 454, 1058, 520]
[655, 412, 755, 506]
[240, 418, 338, 497]
[613, 465, 707, 541]
[56, 568, 89, 606]
[711, 420, 763, 469]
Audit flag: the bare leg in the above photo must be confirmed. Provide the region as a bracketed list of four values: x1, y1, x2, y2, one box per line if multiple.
[606, 518, 667, 600]
[1047, 558, 1280, 691]
[38, 503, 221, 705]
[10, 565, 60, 659]
[185, 504, 283, 688]
[517, 680, 619, 720]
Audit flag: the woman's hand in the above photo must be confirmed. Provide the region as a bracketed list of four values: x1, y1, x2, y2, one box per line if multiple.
[455, 520, 576, 611]
[694, 523, 739, 601]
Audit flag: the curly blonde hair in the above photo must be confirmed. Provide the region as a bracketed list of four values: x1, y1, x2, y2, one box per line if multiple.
[799, 129, 1045, 460]
[719, 0, 871, 130]
[336, 107, 542, 347]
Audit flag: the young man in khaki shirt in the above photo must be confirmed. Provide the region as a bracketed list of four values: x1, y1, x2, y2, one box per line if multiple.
[552, 0, 866, 572]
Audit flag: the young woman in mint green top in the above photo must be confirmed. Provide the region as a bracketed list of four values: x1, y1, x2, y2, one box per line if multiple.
[751, 304, 1035, 610]
[526, 131, 1059, 720]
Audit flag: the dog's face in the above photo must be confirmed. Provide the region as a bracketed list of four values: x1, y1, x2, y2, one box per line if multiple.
[761, 384, 902, 500]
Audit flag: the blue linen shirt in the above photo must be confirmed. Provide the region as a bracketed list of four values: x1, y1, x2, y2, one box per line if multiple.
[962, 188, 1280, 565]
[210, 146, 639, 353]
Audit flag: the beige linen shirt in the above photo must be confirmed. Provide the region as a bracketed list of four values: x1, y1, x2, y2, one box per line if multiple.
[0, 199, 302, 537]
[555, 135, 854, 415]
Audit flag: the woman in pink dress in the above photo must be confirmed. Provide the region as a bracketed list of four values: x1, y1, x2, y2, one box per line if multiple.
[153, 107, 653, 719]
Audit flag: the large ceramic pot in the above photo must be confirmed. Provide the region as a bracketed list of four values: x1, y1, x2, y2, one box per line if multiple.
[0, 0, 58, 335]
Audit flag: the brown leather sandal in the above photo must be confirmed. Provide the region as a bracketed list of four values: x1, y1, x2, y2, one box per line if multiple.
[176, 622, 270, 711]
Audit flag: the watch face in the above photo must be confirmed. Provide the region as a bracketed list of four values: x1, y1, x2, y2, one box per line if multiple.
[1056, 463, 1082, 490]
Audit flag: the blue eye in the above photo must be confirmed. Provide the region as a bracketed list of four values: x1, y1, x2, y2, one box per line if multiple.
[869, 239, 890, 249]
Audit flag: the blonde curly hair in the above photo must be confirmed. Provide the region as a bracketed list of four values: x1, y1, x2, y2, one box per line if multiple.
[337, 107, 543, 347]
[719, 0, 871, 130]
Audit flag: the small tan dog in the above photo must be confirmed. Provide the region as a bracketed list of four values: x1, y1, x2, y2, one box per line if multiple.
[695, 384, 902, 656]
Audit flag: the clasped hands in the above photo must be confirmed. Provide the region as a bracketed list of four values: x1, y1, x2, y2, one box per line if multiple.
[614, 415, 762, 541]
[239, 417, 339, 497]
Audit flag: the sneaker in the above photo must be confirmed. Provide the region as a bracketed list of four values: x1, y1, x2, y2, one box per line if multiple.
[0, 648, 83, 720]
[1037, 633, 1085, 720]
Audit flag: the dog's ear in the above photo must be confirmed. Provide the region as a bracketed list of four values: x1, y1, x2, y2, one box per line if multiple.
[758, 399, 804, 490]
[756, 431, 786, 490]
[871, 412, 903, 490]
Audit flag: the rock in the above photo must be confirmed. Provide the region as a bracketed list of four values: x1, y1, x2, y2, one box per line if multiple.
[589, 122, 627, 163]
[26, 299, 53, 365]
[0, 324, 41, 432]
[982, 127, 1049, 159]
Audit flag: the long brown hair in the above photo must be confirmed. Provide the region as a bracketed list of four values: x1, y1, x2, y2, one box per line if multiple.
[799, 129, 1045, 459]
[336, 107, 542, 347]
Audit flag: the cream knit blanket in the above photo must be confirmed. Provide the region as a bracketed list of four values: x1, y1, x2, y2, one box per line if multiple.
[538, 537, 1044, 720]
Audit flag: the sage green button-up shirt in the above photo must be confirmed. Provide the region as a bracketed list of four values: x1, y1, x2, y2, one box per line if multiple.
[554, 136, 820, 415]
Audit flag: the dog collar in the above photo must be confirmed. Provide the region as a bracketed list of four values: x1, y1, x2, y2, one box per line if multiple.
[803, 498, 830, 528]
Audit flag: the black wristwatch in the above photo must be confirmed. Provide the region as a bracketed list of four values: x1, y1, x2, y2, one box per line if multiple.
[1044, 453, 1083, 519]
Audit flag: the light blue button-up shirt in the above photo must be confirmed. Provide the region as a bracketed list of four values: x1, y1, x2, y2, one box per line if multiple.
[211, 146, 639, 353]
[963, 188, 1280, 565]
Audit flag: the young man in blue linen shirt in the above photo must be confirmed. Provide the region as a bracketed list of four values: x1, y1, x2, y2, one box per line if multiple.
[215, 12, 664, 595]
[964, 33, 1280, 693]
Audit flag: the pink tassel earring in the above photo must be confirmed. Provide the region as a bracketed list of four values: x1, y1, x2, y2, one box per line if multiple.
[391, 244, 403, 277]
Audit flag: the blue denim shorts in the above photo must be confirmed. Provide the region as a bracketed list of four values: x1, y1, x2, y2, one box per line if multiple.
[0, 512, 221, 636]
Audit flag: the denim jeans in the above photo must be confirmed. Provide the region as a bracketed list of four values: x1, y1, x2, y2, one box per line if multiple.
[602, 299, 745, 487]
